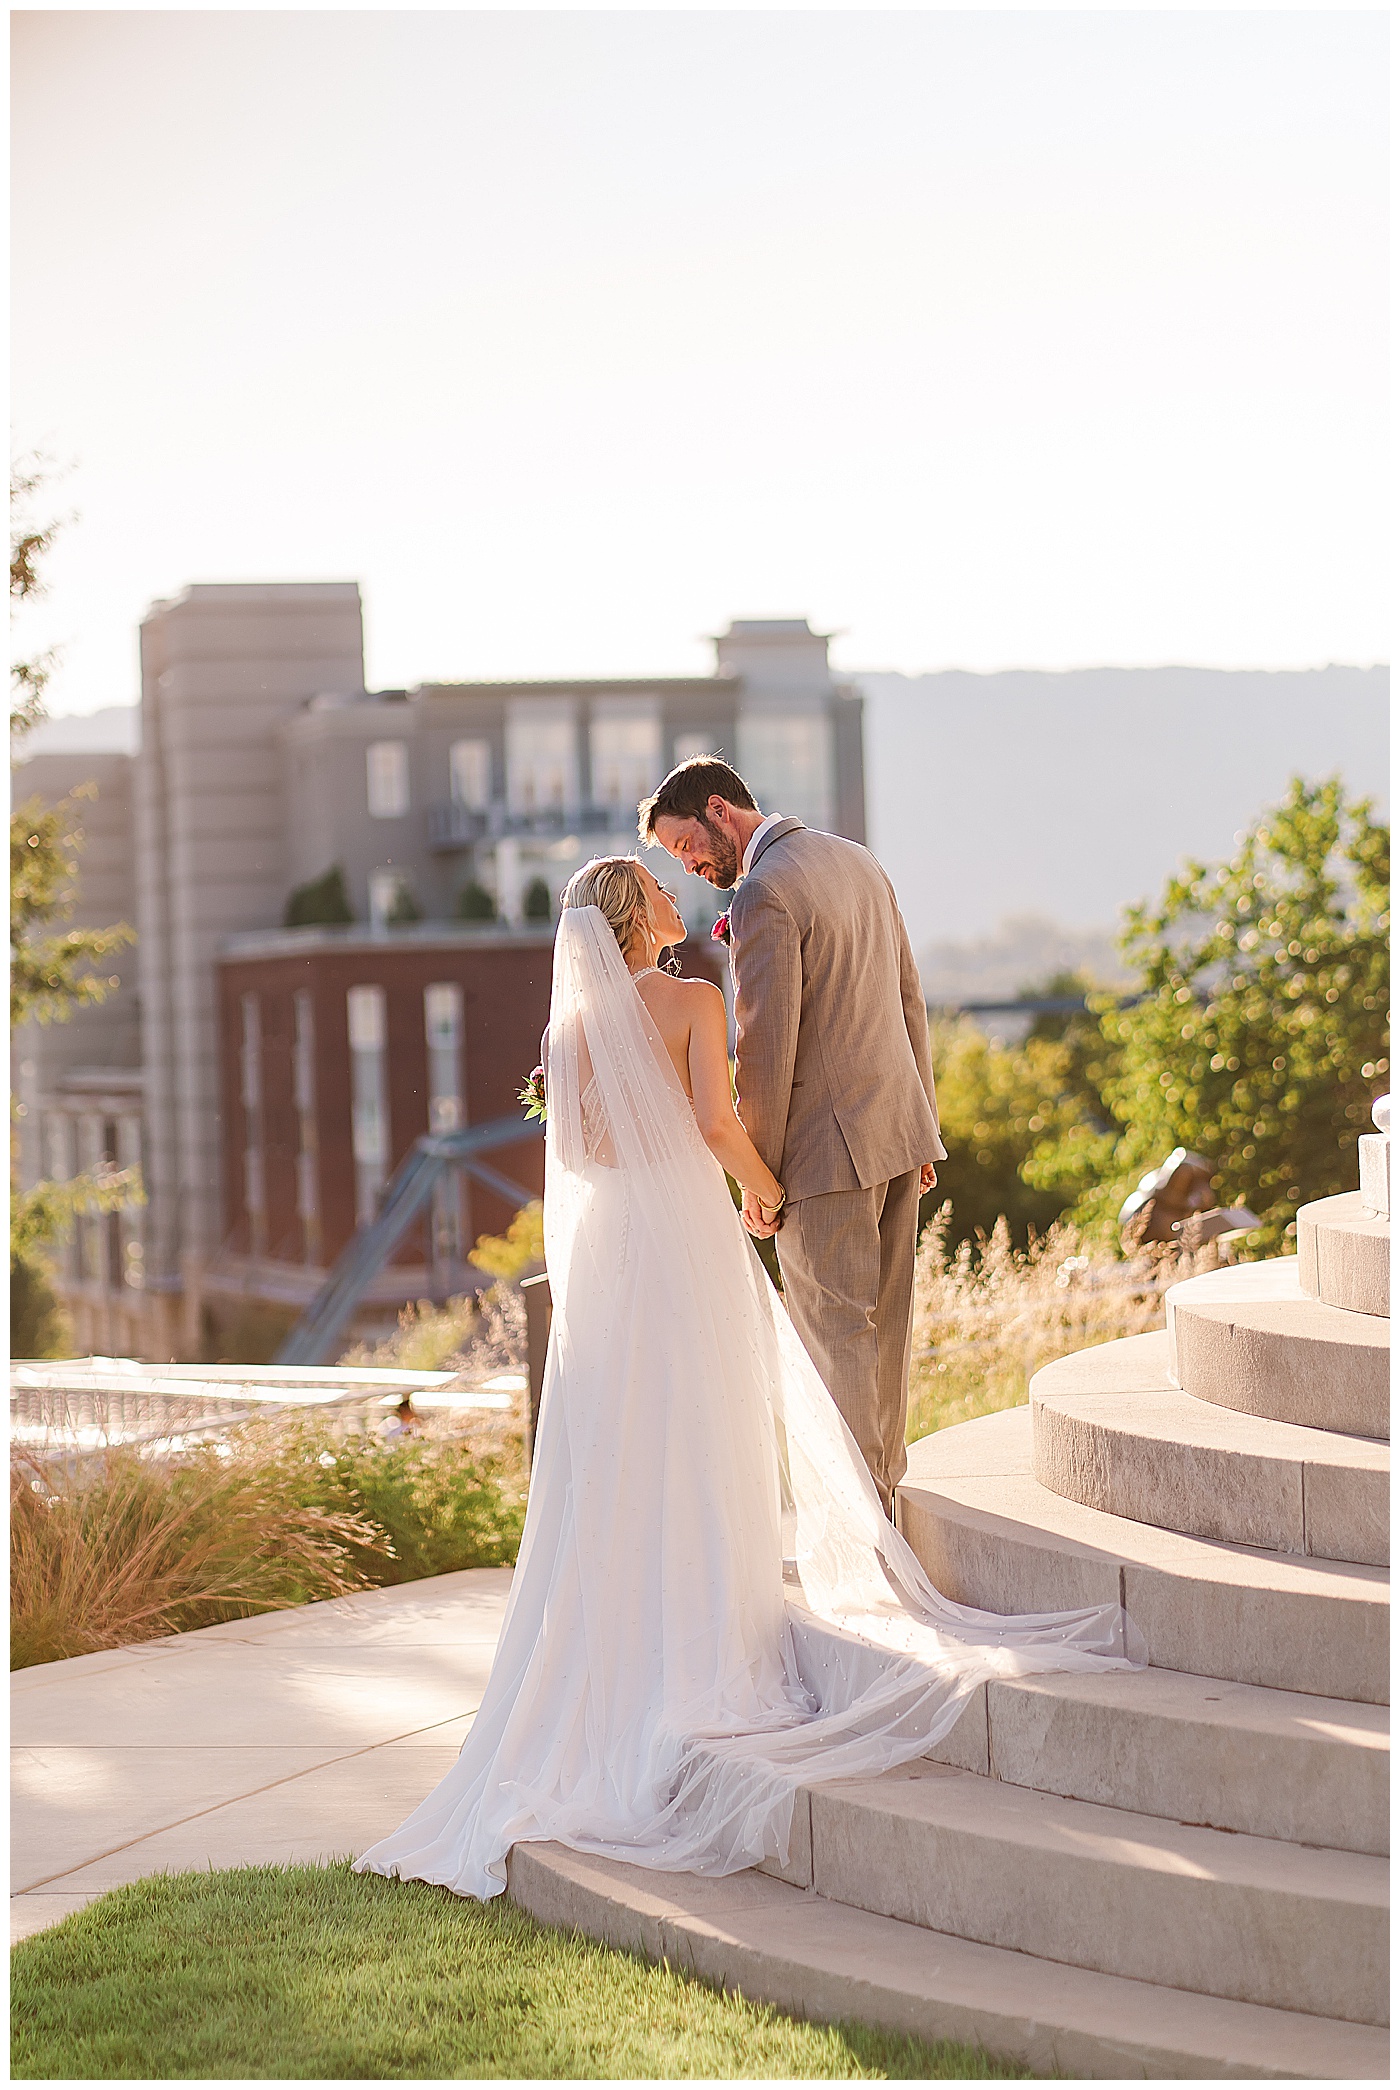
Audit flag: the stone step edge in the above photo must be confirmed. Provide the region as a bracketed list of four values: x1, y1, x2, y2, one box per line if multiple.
[1031, 1334, 1390, 1467]
[1296, 1193, 1390, 1318]
[506, 1840, 1388, 2081]
[897, 1410, 1388, 1703]
[790, 1598, 1389, 1855]
[901, 1405, 1388, 1601]
[917, 1669, 1389, 1858]
[1029, 1366, 1388, 1566]
[792, 1761, 1387, 2028]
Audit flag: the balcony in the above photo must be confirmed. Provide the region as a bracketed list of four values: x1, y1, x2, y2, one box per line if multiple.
[426, 801, 637, 852]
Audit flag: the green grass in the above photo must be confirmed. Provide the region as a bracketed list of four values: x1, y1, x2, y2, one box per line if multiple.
[11, 1862, 1033, 2081]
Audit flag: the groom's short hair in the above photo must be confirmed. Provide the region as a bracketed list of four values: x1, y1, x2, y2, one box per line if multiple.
[639, 757, 758, 839]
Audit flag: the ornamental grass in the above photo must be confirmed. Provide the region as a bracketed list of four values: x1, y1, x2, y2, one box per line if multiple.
[907, 1206, 1211, 1441]
[10, 1417, 526, 1672]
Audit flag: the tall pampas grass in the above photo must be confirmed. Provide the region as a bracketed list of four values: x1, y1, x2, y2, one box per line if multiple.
[907, 1207, 1209, 1442]
[9, 1435, 381, 1671]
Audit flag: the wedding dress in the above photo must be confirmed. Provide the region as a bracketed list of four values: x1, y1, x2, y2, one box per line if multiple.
[355, 907, 1142, 1902]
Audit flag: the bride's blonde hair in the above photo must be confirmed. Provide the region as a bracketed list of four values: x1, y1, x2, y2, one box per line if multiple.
[562, 856, 653, 960]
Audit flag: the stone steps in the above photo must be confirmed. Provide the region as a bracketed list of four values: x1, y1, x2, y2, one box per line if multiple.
[805, 1761, 1386, 2025]
[507, 1840, 1389, 2079]
[1166, 1259, 1389, 1440]
[897, 1405, 1388, 1702]
[1297, 1191, 1390, 1317]
[924, 1663, 1388, 1856]
[1030, 1330, 1388, 1565]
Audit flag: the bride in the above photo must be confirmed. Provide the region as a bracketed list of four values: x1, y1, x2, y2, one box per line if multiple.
[356, 857, 1141, 1902]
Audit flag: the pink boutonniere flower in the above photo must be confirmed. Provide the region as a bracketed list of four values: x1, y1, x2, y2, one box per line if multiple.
[711, 911, 732, 947]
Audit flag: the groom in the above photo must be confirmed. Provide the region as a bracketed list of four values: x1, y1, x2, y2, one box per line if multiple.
[643, 757, 944, 1518]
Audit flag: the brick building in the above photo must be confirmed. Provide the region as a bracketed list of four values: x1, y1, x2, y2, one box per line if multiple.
[14, 585, 863, 1359]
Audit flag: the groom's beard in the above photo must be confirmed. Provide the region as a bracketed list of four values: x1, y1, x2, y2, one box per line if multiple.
[695, 815, 741, 891]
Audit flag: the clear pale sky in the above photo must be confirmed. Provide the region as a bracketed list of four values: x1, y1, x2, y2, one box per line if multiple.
[12, 8, 1388, 716]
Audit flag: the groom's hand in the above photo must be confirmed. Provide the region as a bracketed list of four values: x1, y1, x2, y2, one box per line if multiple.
[742, 1189, 781, 1239]
[920, 1164, 938, 1195]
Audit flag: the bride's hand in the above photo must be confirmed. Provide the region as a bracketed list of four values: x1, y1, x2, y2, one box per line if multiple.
[742, 1185, 784, 1239]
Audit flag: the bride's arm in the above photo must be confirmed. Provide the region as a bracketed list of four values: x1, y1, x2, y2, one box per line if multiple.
[686, 983, 784, 1208]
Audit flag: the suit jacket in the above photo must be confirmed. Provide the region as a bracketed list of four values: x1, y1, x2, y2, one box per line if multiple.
[729, 819, 945, 1201]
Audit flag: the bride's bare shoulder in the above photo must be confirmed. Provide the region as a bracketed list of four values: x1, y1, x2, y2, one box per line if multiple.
[636, 972, 724, 1026]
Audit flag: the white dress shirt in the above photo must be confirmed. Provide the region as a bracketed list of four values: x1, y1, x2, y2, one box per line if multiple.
[741, 811, 787, 879]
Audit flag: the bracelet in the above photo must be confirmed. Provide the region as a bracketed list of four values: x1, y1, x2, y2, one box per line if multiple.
[758, 1188, 786, 1217]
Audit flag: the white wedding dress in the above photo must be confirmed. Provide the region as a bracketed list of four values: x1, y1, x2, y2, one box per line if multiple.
[356, 907, 1142, 1901]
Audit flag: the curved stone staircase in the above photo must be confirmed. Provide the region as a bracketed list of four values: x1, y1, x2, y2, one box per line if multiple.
[508, 1129, 1390, 2078]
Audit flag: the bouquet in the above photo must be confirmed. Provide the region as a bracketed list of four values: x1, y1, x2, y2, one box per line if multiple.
[519, 1065, 547, 1124]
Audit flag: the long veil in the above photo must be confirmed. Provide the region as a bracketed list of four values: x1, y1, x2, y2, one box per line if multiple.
[530, 906, 1141, 1874]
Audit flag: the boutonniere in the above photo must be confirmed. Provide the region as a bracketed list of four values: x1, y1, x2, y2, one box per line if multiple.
[519, 1065, 547, 1123]
[711, 911, 732, 947]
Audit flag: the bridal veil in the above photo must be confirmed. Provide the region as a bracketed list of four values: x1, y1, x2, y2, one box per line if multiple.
[356, 906, 1141, 1900]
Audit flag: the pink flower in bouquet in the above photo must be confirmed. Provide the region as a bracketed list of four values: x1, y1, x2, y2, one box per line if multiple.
[711, 911, 732, 946]
[519, 1065, 547, 1123]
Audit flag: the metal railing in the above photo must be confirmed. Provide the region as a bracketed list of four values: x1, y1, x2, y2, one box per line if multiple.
[274, 1113, 543, 1366]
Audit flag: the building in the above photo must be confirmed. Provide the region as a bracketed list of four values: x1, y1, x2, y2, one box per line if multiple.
[14, 585, 866, 1359]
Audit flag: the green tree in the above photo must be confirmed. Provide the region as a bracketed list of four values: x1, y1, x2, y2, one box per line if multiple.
[11, 790, 134, 1028]
[1030, 777, 1389, 1251]
[523, 877, 552, 922]
[456, 878, 497, 922]
[923, 1017, 1108, 1254]
[10, 455, 63, 740]
[11, 461, 141, 1354]
[284, 865, 354, 928]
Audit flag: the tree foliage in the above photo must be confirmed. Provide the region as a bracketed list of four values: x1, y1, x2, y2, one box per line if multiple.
[11, 788, 135, 1028]
[1029, 777, 1389, 1251]
[10, 462, 142, 1352]
[284, 864, 355, 928]
[10, 455, 64, 740]
[923, 1012, 1108, 1254]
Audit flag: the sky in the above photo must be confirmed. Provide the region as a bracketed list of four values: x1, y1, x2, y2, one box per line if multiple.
[11, 9, 1389, 717]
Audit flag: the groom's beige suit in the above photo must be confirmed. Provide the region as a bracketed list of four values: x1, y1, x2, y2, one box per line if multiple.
[728, 817, 945, 1514]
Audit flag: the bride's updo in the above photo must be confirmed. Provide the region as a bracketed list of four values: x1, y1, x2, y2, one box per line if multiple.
[561, 856, 652, 961]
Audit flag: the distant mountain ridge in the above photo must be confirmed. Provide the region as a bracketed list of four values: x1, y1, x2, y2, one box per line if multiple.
[856, 663, 1388, 959]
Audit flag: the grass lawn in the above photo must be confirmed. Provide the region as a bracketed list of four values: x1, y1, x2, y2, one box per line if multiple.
[11, 1862, 1032, 2081]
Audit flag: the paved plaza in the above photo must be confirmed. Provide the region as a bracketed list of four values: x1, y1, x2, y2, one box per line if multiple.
[10, 1570, 512, 1944]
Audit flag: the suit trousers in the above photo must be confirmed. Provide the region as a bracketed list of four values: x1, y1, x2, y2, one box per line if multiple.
[774, 1169, 922, 1519]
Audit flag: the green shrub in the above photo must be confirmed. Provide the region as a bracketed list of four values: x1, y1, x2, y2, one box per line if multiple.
[284, 865, 354, 928]
[456, 878, 497, 921]
[10, 1418, 525, 1669]
[10, 1248, 70, 1360]
[276, 1424, 524, 1585]
[523, 876, 552, 922]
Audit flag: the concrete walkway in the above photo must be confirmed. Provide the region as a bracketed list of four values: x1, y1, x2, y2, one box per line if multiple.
[11, 1570, 512, 1945]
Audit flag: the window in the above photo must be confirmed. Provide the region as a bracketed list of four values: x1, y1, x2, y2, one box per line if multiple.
[736, 713, 834, 831]
[240, 993, 266, 1254]
[367, 740, 410, 819]
[293, 989, 321, 1263]
[590, 704, 662, 814]
[347, 985, 390, 1223]
[425, 983, 467, 1270]
[506, 701, 578, 816]
[424, 983, 464, 1134]
[368, 869, 403, 929]
[449, 739, 492, 810]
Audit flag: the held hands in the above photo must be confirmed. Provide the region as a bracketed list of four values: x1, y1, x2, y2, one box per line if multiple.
[742, 1185, 785, 1240]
